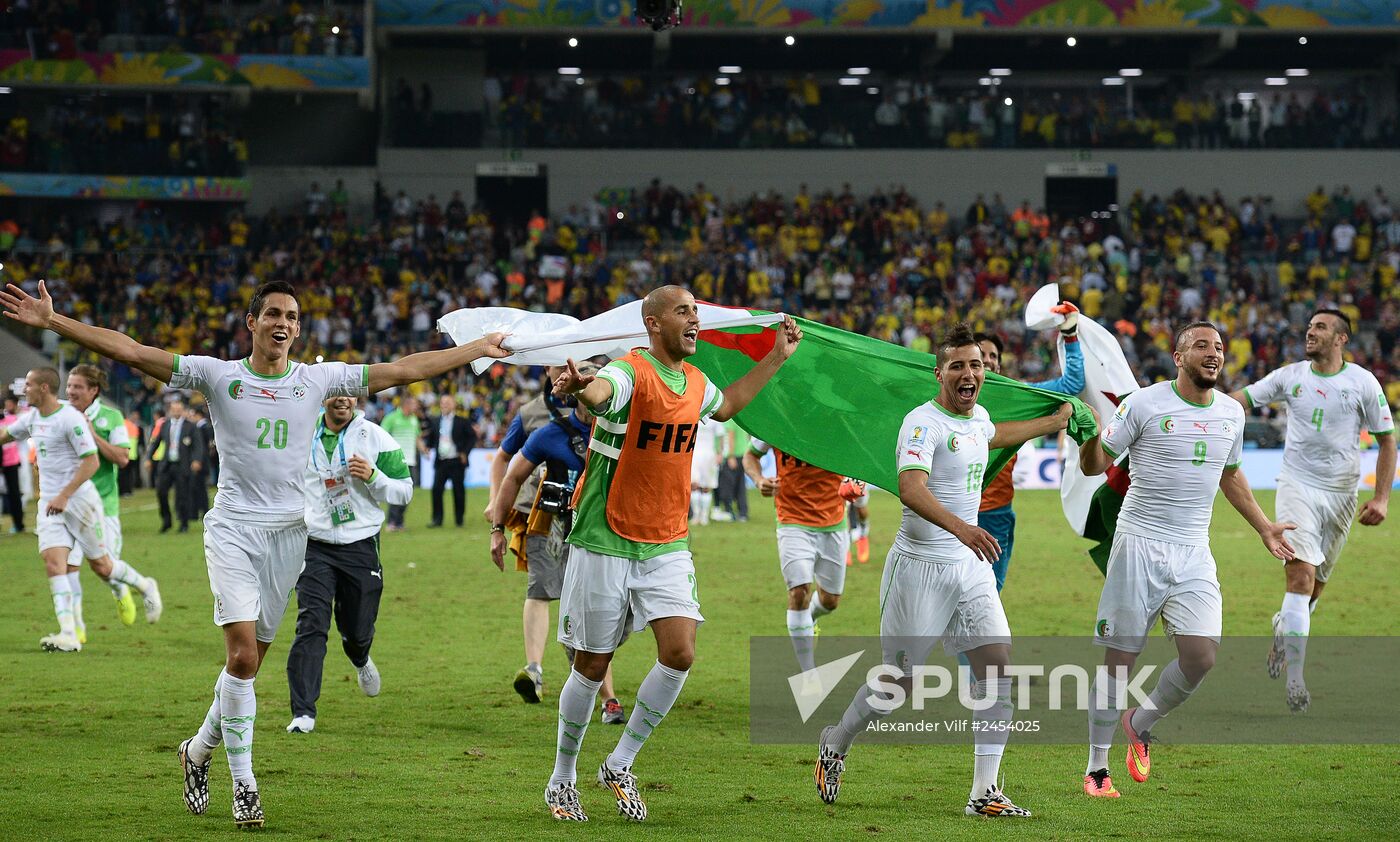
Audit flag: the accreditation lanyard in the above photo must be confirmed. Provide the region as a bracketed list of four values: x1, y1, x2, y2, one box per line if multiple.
[312, 420, 356, 526]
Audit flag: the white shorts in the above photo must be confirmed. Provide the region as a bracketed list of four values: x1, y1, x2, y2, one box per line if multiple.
[691, 459, 718, 490]
[37, 485, 107, 560]
[557, 545, 705, 654]
[204, 508, 309, 643]
[1096, 531, 1222, 653]
[69, 514, 121, 566]
[1275, 475, 1357, 583]
[878, 548, 1011, 674]
[777, 526, 849, 594]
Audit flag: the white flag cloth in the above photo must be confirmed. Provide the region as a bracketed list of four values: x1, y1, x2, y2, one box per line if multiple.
[1025, 283, 1140, 536]
[438, 301, 783, 374]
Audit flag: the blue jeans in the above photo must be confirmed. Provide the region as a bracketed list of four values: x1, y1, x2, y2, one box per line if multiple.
[977, 505, 1017, 592]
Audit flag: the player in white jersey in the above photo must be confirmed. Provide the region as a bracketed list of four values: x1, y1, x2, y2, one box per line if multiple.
[1077, 322, 1295, 799]
[65, 364, 143, 639]
[1, 279, 507, 829]
[0, 368, 161, 653]
[814, 323, 1074, 819]
[1230, 309, 1395, 713]
[689, 416, 726, 525]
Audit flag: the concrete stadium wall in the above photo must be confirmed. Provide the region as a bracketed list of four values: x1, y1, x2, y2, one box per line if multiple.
[247, 166, 379, 216]
[373, 148, 1400, 217]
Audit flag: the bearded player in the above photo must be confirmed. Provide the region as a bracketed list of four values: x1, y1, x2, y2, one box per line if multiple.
[1230, 309, 1394, 712]
[542, 286, 800, 823]
[1077, 322, 1295, 798]
[2, 279, 507, 829]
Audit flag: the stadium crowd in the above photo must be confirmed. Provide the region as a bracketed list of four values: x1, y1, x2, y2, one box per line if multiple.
[2, 0, 365, 57]
[0, 93, 246, 177]
[480, 74, 1389, 151]
[4, 179, 1400, 443]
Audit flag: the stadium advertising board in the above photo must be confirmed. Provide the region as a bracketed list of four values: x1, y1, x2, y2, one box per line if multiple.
[0, 174, 250, 201]
[0, 51, 369, 90]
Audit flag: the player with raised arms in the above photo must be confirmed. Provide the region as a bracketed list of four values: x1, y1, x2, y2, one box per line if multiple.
[814, 322, 1075, 819]
[0, 367, 162, 652]
[1229, 309, 1394, 712]
[1, 279, 508, 829]
[541, 285, 800, 823]
[1077, 321, 1296, 798]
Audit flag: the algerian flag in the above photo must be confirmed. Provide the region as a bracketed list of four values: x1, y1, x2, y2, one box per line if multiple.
[441, 302, 1098, 492]
[1024, 283, 1139, 573]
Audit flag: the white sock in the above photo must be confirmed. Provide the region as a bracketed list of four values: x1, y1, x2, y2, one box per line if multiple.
[550, 670, 602, 787]
[831, 680, 894, 755]
[607, 661, 689, 771]
[67, 570, 85, 632]
[809, 595, 833, 619]
[689, 490, 702, 520]
[1281, 592, 1310, 684]
[1309, 597, 1319, 614]
[220, 674, 257, 787]
[1087, 670, 1119, 774]
[106, 559, 149, 595]
[787, 608, 815, 673]
[1130, 659, 1197, 734]
[48, 575, 75, 637]
[700, 494, 713, 524]
[190, 671, 226, 764]
[971, 677, 1012, 798]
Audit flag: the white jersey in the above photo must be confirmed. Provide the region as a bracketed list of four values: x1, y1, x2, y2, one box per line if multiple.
[1243, 361, 1393, 492]
[5, 403, 98, 498]
[169, 356, 368, 520]
[893, 401, 996, 559]
[1100, 380, 1244, 547]
[691, 417, 726, 465]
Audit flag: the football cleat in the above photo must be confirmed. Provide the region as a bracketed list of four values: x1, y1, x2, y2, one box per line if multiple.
[178, 738, 210, 815]
[1121, 708, 1152, 783]
[356, 658, 381, 697]
[598, 763, 647, 822]
[1083, 768, 1120, 798]
[514, 664, 543, 704]
[286, 716, 315, 734]
[1267, 611, 1286, 680]
[40, 632, 82, 652]
[856, 535, 870, 564]
[142, 579, 163, 624]
[814, 725, 846, 805]
[115, 585, 137, 626]
[601, 698, 626, 725]
[75, 624, 88, 645]
[965, 787, 1032, 817]
[231, 781, 264, 828]
[545, 782, 588, 822]
[1286, 679, 1310, 714]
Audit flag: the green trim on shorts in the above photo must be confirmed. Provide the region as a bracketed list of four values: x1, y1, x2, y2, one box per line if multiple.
[878, 556, 901, 623]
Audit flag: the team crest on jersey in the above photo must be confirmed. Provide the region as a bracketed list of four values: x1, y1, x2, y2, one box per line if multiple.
[228, 380, 244, 400]
[946, 433, 960, 452]
[1159, 417, 1174, 433]
[1291, 384, 1303, 398]
[95, 416, 109, 429]
[1221, 421, 1235, 435]
[1096, 619, 1111, 638]
[562, 614, 573, 635]
[292, 384, 308, 401]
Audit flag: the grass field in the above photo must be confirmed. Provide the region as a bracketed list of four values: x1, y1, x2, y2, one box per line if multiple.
[1, 488, 1396, 840]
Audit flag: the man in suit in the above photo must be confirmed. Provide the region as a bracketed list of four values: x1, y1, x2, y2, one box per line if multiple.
[190, 405, 215, 516]
[425, 392, 475, 528]
[145, 399, 206, 532]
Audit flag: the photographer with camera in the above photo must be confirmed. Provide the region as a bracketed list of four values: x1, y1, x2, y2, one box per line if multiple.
[489, 362, 624, 725]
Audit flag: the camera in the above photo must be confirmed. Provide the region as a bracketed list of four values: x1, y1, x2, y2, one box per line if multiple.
[636, 0, 682, 31]
[537, 479, 571, 514]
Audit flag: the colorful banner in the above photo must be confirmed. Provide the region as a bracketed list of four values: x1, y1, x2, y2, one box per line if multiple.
[0, 51, 369, 89]
[0, 174, 250, 201]
[375, 0, 1400, 28]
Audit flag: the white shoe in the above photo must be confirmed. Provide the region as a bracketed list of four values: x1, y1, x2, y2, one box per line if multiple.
[1286, 678, 1310, 713]
[286, 715, 315, 733]
[357, 658, 381, 697]
[41, 632, 82, 652]
[143, 578, 163, 624]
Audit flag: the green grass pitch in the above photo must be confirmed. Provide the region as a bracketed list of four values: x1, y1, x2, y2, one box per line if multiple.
[1, 488, 1395, 839]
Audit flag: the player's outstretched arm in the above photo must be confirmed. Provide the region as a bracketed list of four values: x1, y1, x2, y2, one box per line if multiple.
[1226, 389, 1250, 409]
[366, 333, 510, 394]
[897, 469, 1001, 563]
[2, 281, 175, 382]
[1220, 466, 1296, 561]
[713, 316, 802, 422]
[989, 402, 1073, 450]
[741, 448, 778, 496]
[554, 359, 613, 410]
[1359, 432, 1395, 526]
[488, 453, 537, 571]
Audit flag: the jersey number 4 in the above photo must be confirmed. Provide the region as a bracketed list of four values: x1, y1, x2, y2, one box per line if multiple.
[255, 418, 289, 450]
[1310, 407, 1324, 431]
